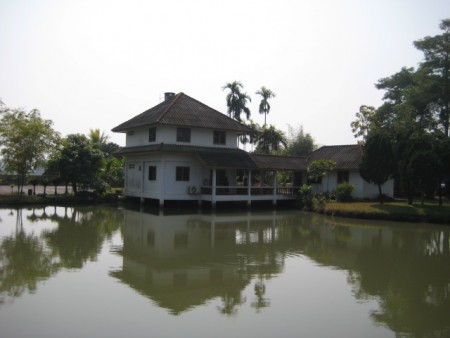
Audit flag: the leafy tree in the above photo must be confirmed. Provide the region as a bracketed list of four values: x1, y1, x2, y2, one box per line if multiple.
[307, 160, 336, 194]
[413, 19, 450, 136]
[0, 103, 59, 193]
[222, 81, 251, 122]
[351, 105, 380, 141]
[285, 125, 317, 156]
[407, 149, 440, 206]
[51, 134, 103, 194]
[254, 125, 287, 154]
[255, 86, 276, 126]
[359, 133, 396, 203]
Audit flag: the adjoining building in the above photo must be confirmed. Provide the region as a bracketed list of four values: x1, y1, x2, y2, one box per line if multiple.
[112, 92, 393, 207]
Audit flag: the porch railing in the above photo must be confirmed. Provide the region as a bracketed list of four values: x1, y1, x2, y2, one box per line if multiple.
[200, 186, 298, 196]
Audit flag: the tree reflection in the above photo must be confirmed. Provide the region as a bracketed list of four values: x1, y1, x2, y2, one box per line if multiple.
[0, 209, 59, 304]
[217, 291, 247, 316]
[42, 207, 122, 268]
[0, 207, 122, 305]
[251, 278, 270, 312]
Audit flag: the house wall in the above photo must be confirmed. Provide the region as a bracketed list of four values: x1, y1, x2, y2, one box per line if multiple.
[124, 153, 206, 201]
[125, 125, 238, 148]
[312, 170, 394, 199]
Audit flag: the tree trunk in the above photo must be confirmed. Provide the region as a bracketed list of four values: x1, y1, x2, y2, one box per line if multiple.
[378, 184, 383, 204]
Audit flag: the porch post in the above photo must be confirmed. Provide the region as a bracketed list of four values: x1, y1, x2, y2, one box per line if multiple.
[212, 169, 217, 208]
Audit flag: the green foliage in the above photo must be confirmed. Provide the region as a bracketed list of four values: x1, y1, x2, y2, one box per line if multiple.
[255, 86, 276, 126]
[297, 184, 314, 210]
[296, 184, 328, 212]
[0, 103, 59, 193]
[307, 160, 336, 184]
[359, 133, 395, 203]
[50, 134, 103, 194]
[285, 125, 317, 156]
[334, 182, 355, 202]
[254, 125, 287, 154]
[222, 81, 251, 122]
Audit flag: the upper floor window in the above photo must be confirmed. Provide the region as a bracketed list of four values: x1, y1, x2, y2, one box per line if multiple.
[213, 130, 226, 145]
[148, 127, 156, 142]
[177, 127, 191, 143]
[127, 130, 135, 136]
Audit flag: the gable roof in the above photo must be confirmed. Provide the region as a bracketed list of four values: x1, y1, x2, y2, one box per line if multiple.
[307, 145, 363, 170]
[112, 92, 252, 133]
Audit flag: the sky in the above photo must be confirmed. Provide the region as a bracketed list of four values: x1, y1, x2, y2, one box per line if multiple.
[1, 0, 449, 147]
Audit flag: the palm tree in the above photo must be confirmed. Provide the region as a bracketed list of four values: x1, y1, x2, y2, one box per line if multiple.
[255, 125, 287, 154]
[255, 86, 276, 126]
[88, 129, 109, 150]
[222, 81, 251, 122]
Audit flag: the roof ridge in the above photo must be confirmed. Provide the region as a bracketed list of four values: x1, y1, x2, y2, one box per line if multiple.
[156, 92, 183, 122]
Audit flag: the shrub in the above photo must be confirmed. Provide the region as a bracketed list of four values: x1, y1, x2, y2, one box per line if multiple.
[334, 182, 355, 202]
[297, 184, 314, 210]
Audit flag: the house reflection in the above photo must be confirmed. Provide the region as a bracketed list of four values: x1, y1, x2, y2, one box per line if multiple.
[111, 209, 295, 315]
[110, 208, 450, 336]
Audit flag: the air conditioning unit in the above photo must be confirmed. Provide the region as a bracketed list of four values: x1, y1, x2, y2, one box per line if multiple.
[188, 186, 198, 194]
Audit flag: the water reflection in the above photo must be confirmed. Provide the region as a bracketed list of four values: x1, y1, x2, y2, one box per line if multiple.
[111, 210, 291, 315]
[1, 206, 449, 337]
[0, 206, 122, 304]
[111, 208, 450, 336]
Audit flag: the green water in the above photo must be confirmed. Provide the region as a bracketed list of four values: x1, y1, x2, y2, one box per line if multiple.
[0, 206, 449, 338]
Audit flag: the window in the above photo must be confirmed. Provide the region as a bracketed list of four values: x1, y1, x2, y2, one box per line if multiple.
[213, 130, 226, 145]
[148, 166, 157, 180]
[176, 166, 190, 181]
[128, 163, 135, 169]
[148, 127, 156, 142]
[337, 171, 349, 184]
[177, 127, 191, 142]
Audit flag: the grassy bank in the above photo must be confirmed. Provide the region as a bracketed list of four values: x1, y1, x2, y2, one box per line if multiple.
[323, 201, 450, 224]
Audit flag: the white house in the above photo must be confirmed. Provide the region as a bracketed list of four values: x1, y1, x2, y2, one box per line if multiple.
[112, 92, 393, 207]
[307, 145, 394, 199]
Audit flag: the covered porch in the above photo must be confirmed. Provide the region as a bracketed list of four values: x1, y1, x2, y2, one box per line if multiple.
[196, 152, 307, 207]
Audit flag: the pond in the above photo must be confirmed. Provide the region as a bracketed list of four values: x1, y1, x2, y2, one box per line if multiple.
[0, 206, 449, 338]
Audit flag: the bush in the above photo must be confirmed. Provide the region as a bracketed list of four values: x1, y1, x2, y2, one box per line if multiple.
[334, 182, 355, 202]
[297, 184, 314, 210]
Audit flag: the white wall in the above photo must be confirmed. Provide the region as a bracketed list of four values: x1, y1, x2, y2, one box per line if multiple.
[125, 125, 238, 148]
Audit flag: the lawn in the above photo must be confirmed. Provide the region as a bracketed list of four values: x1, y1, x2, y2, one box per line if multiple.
[324, 200, 450, 224]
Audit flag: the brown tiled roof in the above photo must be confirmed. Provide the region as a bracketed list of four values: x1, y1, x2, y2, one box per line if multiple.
[115, 144, 257, 169]
[250, 154, 307, 170]
[112, 92, 252, 133]
[307, 145, 363, 169]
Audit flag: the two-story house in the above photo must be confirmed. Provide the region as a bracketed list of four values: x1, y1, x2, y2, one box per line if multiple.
[112, 92, 393, 207]
[112, 92, 305, 207]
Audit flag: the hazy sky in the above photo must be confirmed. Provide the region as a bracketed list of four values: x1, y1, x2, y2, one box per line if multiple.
[1, 0, 449, 147]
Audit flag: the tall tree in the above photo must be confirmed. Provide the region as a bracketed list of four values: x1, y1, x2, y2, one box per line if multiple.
[0, 103, 59, 193]
[52, 134, 103, 194]
[255, 86, 276, 126]
[359, 133, 396, 204]
[222, 81, 251, 122]
[413, 19, 450, 136]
